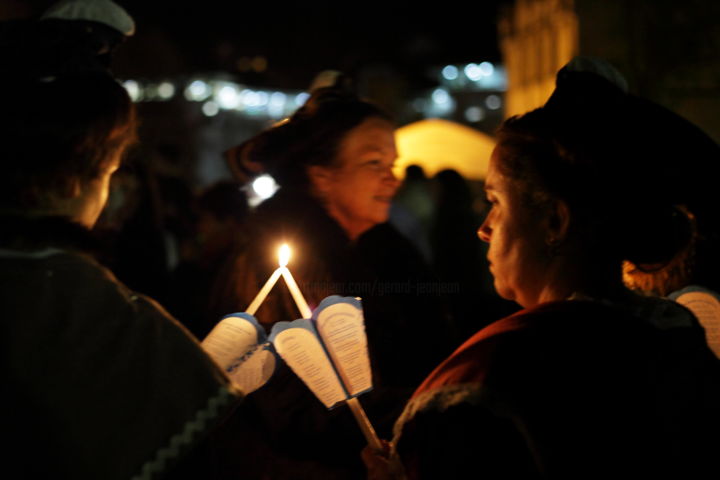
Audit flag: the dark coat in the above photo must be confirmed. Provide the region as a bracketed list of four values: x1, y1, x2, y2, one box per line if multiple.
[393, 299, 720, 479]
[0, 216, 240, 480]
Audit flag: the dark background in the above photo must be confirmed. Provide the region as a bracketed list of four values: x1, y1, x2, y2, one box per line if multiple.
[1, 0, 507, 89]
[117, 0, 506, 88]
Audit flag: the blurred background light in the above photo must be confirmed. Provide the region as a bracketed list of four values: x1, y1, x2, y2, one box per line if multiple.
[432, 88, 450, 104]
[442, 65, 459, 80]
[157, 81, 175, 100]
[202, 100, 219, 117]
[252, 174, 279, 200]
[295, 92, 310, 107]
[479, 61, 494, 76]
[465, 106, 485, 122]
[185, 80, 211, 101]
[464, 63, 483, 81]
[485, 94, 502, 110]
[122, 79, 141, 102]
[268, 92, 287, 117]
[216, 85, 241, 109]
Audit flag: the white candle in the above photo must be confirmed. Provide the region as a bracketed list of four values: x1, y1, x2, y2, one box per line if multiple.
[257, 244, 382, 451]
[280, 267, 313, 319]
[244, 243, 292, 315]
[245, 267, 283, 316]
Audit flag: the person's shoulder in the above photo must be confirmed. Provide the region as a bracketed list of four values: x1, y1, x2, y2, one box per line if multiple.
[438, 299, 654, 381]
[0, 247, 116, 289]
[508, 298, 654, 333]
[1, 248, 190, 335]
[44, 250, 147, 305]
[405, 313, 533, 398]
[47, 248, 116, 276]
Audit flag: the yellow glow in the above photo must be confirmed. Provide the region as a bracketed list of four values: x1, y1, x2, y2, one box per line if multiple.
[394, 118, 496, 180]
[278, 244, 291, 267]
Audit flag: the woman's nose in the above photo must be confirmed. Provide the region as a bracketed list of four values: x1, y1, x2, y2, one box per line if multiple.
[477, 221, 491, 243]
[384, 167, 400, 188]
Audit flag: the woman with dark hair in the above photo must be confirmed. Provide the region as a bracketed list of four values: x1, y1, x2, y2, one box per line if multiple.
[0, 17, 240, 480]
[615, 89, 720, 359]
[364, 59, 720, 479]
[212, 81, 456, 478]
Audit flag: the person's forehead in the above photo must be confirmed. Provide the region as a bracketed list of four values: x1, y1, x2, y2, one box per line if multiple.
[484, 152, 502, 190]
[341, 120, 396, 154]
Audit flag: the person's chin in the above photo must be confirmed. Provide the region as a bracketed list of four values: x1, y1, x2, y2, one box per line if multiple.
[371, 204, 391, 221]
[375, 211, 390, 224]
[493, 280, 515, 302]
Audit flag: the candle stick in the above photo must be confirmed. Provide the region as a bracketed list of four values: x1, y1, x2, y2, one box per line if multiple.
[276, 244, 383, 452]
[280, 267, 313, 319]
[282, 267, 382, 451]
[245, 244, 292, 316]
[278, 245, 383, 452]
[245, 267, 282, 315]
[346, 397, 384, 451]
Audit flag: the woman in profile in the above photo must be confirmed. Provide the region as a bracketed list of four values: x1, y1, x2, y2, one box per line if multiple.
[365, 58, 720, 479]
[213, 79, 457, 478]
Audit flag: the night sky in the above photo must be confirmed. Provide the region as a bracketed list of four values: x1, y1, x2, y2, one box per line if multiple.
[119, 0, 506, 88]
[6, 0, 506, 89]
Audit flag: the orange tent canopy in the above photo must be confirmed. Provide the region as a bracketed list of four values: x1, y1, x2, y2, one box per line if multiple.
[395, 118, 496, 180]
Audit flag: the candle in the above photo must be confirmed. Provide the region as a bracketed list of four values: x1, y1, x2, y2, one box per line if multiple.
[245, 243, 291, 315]
[278, 252, 382, 450]
[249, 243, 383, 451]
[278, 244, 290, 267]
[245, 268, 282, 316]
[346, 397, 384, 451]
[280, 266, 313, 319]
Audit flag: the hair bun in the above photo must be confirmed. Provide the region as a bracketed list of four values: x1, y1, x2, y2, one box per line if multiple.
[623, 205, 694, 266]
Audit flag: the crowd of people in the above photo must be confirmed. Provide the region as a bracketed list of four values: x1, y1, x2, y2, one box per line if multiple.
[2, 1, 720, 479]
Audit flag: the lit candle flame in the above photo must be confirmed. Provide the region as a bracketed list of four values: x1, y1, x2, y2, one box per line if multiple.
[278, 244, 291, 267]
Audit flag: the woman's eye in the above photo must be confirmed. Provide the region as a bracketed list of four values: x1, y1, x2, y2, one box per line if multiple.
[365, 159, 384, 169]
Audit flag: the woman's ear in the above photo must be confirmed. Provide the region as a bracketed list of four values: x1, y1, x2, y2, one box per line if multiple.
[546, 198, 571, 244]
[307, 165, 333, 196]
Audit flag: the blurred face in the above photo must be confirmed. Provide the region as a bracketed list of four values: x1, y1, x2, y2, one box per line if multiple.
[477, 148, 549, 308]
[315, 117, 399, 239]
